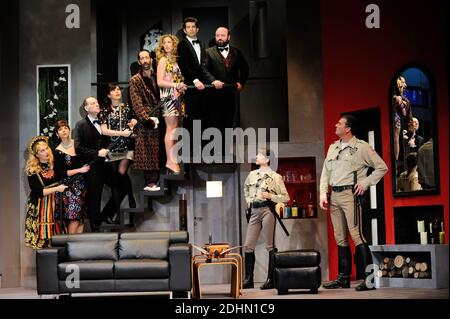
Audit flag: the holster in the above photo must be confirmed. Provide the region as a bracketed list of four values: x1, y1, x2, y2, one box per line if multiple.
[246, 203, 252, 223]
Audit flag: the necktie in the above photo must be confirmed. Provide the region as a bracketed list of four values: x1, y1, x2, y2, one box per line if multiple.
[93, 120, 100, 125]
[218, 46, 229, 52]
[192, 39, 200, 45]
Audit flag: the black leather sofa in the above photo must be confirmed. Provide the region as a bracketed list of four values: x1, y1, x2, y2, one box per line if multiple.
[36, 231, 191, 297]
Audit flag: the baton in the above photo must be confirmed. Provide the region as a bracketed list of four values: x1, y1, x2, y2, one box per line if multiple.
[267, 200, 290, 236]
[353, 171, 359, 226]
[185, 83, 237, 90]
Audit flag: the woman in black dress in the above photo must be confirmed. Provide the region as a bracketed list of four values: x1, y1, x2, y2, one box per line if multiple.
[99, 83, 137, 220]
[53, 120, 90, 234]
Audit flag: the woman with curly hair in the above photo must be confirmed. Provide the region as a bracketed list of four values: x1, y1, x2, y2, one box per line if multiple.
[24, 136, 67, 249]
[156, 34, 187, 174]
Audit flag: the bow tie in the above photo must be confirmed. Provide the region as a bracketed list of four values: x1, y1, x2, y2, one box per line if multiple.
[191, 39, 200, 45]
[218, 46, 229, 52]
[93, 120, 100, 125]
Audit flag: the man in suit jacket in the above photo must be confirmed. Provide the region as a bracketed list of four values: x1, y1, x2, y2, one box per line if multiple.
[203, 27, 249, 134]
[405, 117, 425, 154]
[74, 97, 110, 230]
[177, 17, 213, 138]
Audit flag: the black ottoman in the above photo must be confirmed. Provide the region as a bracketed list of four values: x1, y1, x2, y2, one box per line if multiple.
[274, 249, 321, 294]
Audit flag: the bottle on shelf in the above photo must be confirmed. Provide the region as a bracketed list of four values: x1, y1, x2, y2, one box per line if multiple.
[429, 221, 436, 244]
[284, 202, 291, 219]
[307, 192, 315, 217]
[439, 221, 445, 244]
[279, 205, 284, 219]
[291, 196, 298, 218]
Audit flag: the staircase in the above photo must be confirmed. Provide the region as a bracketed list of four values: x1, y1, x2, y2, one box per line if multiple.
[99, 164, 187, 232]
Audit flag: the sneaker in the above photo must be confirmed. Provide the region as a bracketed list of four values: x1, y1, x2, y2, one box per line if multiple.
[144, 184, 160, 191]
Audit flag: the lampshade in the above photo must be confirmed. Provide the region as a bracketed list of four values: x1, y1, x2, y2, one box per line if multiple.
[206, 181, 223, 198]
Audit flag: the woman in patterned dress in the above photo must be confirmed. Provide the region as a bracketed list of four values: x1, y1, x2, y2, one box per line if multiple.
[24, 136, 67, 249]
[53, 120, 90, 233]
[393, 75, 412, 161]
[156, 34, 187, 174]
[99, 83, 137, 213]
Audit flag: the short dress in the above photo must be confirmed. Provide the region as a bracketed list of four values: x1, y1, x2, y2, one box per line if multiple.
[160, 60, 186, 117]
[54, 149, 87, 221]
[98, 103, 134, 162]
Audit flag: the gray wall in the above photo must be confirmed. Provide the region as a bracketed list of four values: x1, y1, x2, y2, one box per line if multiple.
[0, 0, 21, 288]
[17, 0, 93, 288]
[277, 0, 328, 280]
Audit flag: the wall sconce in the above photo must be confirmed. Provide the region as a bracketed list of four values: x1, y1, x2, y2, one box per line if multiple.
[206, 181, 223, 198]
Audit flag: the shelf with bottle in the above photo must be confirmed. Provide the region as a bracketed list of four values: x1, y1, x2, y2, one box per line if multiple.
[277, 156, 318, 219]
[276, 192, 317, 219]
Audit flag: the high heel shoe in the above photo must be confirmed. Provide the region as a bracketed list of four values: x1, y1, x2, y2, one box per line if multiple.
[165, 164, 181, 175]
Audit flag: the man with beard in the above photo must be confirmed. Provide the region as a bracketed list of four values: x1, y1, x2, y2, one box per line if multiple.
[129, 49, 161, 191]
[203, 26, 249, 138]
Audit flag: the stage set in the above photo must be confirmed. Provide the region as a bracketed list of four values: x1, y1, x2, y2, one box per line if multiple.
[0, 0, 448, 305]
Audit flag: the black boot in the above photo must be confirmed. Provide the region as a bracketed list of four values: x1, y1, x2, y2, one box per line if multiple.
[323, 245, 351, 289]
[355, 243, 376, 291]
[260, 249, 276, 290]
[243, 252, 255, 289]
[128, 192, 136, 208]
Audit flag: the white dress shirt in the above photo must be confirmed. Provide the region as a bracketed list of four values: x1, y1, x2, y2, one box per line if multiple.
[87, 114, 102, 134]
[219, 44, 230, 59]
[186, 36, 201, 64]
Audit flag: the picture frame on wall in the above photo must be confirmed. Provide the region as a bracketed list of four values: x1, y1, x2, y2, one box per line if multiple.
[36, 64, 71, 147]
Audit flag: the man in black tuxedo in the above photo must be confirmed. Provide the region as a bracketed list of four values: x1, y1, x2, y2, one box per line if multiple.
[203, 27, 249, 134]
[74, 97, 111, 231]
[177, 17, 212, 139]
[405, 117, 425, 154]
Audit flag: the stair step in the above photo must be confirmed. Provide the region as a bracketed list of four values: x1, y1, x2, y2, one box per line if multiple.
[120, 208, 154, 214]
[161, 172, 186, 181]
[120, 207, 145, 213]
[141, 189, 166, 197]
[99, 223, 134, 231]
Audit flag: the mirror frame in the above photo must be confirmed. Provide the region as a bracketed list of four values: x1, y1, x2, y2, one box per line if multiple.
[389, 64, 440, 197]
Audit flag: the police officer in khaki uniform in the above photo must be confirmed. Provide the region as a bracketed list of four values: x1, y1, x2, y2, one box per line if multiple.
[319, 115, 387, 291]
[243, 148, 289, 289]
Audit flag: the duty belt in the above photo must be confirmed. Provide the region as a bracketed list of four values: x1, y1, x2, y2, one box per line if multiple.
[331, 185, 354, 192]
[252, 201, 269, 209]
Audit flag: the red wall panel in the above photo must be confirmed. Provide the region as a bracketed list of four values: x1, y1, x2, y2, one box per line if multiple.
[320, 0, 448, 279]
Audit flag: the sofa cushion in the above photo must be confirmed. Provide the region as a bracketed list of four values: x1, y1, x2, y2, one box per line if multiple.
[58, 260, 114, 280]
[118, 239, 168, 260]
[120, 231, 188, 244]
[52, 233, 118, 247]
[274, 249, 321, 268]
[114, 259, 169, 279]
[66, 240, 118, 261]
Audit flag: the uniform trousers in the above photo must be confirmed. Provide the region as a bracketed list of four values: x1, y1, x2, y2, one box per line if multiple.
[244, 206, 276, 253]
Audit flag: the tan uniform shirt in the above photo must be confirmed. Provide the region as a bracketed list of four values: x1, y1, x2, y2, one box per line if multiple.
[244, 168, 290, 205]
[319, 136, 388, 200]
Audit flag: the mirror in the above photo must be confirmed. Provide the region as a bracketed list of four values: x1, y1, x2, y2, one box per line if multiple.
[390, 66, 440, 197]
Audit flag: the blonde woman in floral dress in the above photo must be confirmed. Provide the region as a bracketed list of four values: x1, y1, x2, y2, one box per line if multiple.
[156, 34, 187, 174]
